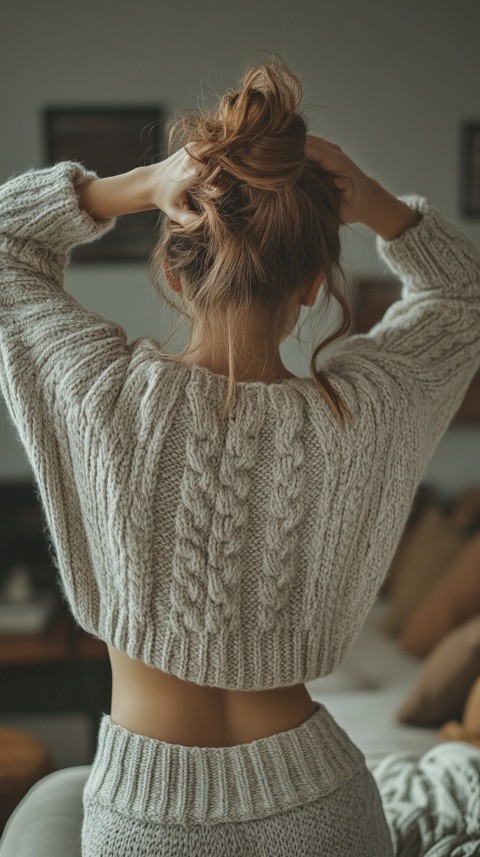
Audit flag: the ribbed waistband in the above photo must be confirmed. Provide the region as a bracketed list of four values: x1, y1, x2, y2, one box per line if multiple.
[82, 702, 367, 827]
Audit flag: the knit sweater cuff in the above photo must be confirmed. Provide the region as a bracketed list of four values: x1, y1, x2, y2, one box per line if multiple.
[376, 194, 480, 301]
[0, 160, 117, 267]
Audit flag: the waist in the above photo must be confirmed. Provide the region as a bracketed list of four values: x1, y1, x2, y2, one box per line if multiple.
[84, 702, 368, 827]
[107, 643, 317, 746]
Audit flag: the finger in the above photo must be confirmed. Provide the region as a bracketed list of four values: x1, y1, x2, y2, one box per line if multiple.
[180, 210, 201, 225]
[305, 134, 324, 143]
[163, 149, 202, 187]
[304, 143, 335, 169]
[305, 136, 342, 161]
[305, 135, 331, 149]
[170, 204, 201, 226]
[184, 141, 201, 163]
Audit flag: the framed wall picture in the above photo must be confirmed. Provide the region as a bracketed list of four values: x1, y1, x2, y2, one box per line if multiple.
[460, 121, 480, 218]
[43, 106, 164, 262]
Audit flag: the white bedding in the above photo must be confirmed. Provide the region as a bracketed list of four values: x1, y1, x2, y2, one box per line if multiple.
[306, 597, 440, 768]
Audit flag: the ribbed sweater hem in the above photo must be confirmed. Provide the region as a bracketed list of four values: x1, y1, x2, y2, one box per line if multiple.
[93, 604, 344, 689]
[82, 703, 367, 827]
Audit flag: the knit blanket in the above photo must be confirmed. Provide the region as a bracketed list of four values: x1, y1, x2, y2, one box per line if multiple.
[372, 741, 480, 856]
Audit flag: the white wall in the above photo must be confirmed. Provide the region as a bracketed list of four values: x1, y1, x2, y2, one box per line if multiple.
[1, 0, 479, 493]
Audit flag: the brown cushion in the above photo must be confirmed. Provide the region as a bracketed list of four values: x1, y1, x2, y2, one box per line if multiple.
[0, 727, 55, 832]
[399, 532, 480, 656]
[449, 484, 480, 531]
[438, 720, 480, 747]
[396, 614, 480, 728]
[464, 675, 480, 734]
[379, 483, 438, 598]
[437, 675, 480, 747]
[380, 523, 414, 599]
[381, 503, 467, 636]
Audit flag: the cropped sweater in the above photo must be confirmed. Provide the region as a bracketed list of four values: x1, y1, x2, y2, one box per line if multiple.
[1, 160, 479, 690]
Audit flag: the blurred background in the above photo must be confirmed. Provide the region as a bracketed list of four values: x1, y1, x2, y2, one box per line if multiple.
[0, 0, 479, 831]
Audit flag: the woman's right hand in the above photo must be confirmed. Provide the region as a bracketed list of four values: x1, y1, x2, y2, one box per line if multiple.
[305, 135, 422, 240]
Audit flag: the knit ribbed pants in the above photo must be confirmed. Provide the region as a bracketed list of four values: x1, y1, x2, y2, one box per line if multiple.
[81, 702, 394, 856]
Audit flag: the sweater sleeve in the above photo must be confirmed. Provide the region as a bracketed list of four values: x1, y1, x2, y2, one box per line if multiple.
[322, 195, 480, 469]
[0, 160, 133, 463]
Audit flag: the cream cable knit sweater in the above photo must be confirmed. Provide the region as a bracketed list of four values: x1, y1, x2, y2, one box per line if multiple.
[0, 160, 479, 690]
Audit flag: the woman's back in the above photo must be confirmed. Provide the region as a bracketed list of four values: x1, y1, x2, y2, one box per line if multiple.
[107, 642, 317, 746]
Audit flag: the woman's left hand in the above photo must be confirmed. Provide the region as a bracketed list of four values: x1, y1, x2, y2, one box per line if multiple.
[77, 147, 202, 223]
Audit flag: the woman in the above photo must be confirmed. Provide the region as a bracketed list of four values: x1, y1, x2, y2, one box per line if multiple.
[0, 58, 479, 856]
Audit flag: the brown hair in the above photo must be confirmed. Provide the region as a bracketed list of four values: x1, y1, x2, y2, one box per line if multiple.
[148, 56, 354, 428]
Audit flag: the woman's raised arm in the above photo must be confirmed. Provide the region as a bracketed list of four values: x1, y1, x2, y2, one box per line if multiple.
[309, 134, 480, 482]
[76, 148, 201, 225]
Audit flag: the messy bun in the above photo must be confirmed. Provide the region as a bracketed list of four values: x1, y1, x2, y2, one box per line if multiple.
[184, 64, 306, 191]
[149, 56, 353, 427]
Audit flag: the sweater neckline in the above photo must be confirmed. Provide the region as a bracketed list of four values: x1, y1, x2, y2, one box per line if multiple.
[165, 358, 309, 390]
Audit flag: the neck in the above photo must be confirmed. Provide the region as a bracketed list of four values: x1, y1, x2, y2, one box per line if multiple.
[182, 334, 292, 381]
[180, 302, 297, 381]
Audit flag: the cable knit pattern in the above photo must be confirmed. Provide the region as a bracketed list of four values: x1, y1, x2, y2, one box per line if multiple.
[259, 385, 306, 632]
[1, 161, 480, 693]
[372, 741, 480, 856]
[204, 387, 265, 633]
[169, 370, 226, 636]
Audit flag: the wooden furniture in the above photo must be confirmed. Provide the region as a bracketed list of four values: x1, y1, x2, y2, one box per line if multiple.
[0, 601, 111, 762]
[0, 480, 112, 762]
[0, 725, 56, 835]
